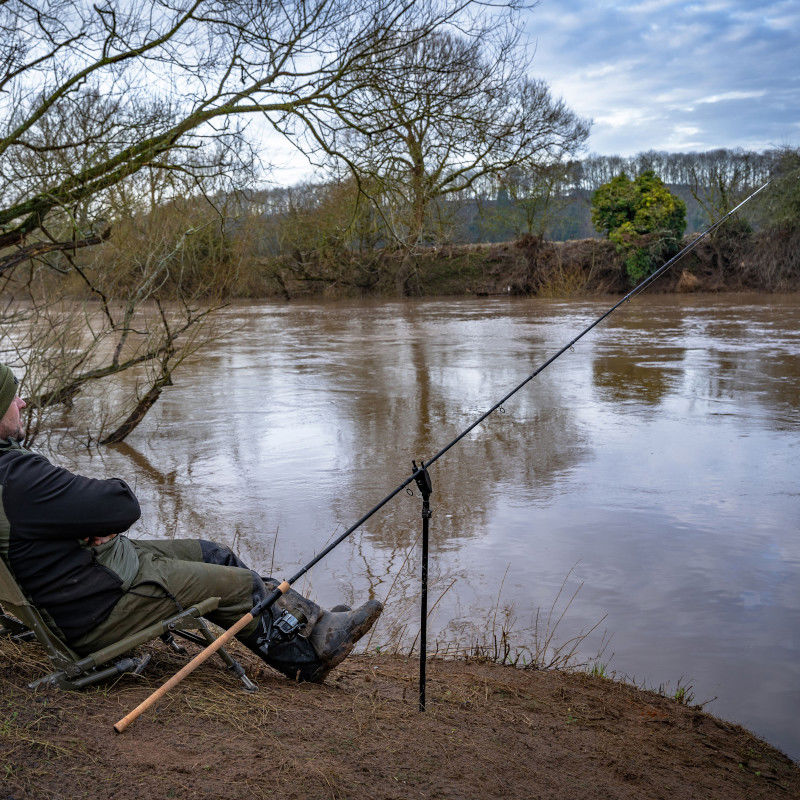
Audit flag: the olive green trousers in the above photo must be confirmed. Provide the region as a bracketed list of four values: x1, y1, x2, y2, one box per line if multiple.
[71, 539, 260, 655]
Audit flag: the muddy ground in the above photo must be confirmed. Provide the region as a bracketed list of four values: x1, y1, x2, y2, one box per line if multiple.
[1, 636, 797, 800]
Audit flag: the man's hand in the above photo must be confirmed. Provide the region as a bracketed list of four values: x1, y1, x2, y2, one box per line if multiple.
[85, 534, 117, 546]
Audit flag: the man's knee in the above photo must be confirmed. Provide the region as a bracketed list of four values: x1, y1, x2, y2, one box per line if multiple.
[198, 540, 250, 569]
[193, 544, 267, 610]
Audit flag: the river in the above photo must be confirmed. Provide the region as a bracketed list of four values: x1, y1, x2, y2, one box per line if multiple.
[60, 294, 800, 760]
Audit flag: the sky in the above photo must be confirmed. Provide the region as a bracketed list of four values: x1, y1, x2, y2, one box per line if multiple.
[266, 0, 800, 184]
[525, 0, 800, 157]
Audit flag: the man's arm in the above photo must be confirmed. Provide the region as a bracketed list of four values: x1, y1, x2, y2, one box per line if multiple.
[2, 452, 141, 539]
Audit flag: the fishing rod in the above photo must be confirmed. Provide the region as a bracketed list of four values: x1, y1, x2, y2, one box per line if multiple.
[114, 178, 772, 732]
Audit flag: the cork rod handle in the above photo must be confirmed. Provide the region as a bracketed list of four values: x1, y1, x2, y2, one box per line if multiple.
[114, 579, 291, 732]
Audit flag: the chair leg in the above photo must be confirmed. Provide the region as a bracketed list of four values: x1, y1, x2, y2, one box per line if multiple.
[30, 653, 152, 691]
[194, 617, 257, 692]
[160, 631, 188, 654]
[0, 611, 30, 638]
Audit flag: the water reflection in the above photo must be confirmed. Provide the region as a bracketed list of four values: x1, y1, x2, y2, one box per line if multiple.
[591, 346, 685, 405]
[322, 314, 590, 553]
[56, 294, 800, 760]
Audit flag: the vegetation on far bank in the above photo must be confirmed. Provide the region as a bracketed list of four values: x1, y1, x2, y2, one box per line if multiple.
[217, 225, 800, 301]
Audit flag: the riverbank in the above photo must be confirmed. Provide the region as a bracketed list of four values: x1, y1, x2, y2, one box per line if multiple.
[1, 636, 797, 799]
[248, 227, 800, 299]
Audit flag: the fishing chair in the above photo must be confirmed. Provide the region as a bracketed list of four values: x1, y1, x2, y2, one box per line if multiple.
[0, 556, 256, 692]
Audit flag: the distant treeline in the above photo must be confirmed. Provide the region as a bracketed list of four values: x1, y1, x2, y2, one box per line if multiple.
[241, 147, 784, 247]
[186, 146, 796, 298]
[55, 146, 797, 301]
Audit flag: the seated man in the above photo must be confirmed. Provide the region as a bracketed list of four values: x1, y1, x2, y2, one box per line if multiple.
[0, 363, 381, 682]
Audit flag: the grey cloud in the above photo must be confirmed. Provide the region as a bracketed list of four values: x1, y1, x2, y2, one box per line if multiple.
[526, 0, 800, 154]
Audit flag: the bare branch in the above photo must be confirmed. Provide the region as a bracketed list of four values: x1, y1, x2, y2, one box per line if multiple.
[0, 226, 110, 274]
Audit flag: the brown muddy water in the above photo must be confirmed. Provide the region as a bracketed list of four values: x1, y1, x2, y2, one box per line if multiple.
[59, 294, 799, 760]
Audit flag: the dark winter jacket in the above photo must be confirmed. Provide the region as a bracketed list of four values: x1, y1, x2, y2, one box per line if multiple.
[0, 441, 140, 643]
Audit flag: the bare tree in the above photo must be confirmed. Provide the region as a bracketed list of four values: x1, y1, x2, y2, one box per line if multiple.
[1, 173, 235, 447]
[675, 149, 770, 225]
[497, 161, 582, 238]
[0, 0, 517, 266]
[326, 28, 589, 287]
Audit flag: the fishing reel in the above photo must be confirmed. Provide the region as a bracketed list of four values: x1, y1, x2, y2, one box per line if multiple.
[268, 608, 306, 644]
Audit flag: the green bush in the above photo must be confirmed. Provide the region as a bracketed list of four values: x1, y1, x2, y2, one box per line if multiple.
[591, 170, 686, 284]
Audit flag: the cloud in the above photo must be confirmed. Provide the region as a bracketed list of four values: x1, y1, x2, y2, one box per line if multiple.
[525, 0, 800, 154]
[594, 108, 651, 129]
[697, 90, 767, 104]
[261, 0, 799, 180]
[626, 0, 685, 13]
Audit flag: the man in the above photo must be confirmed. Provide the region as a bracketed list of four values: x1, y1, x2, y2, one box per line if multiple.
[0, 363, 381, 682]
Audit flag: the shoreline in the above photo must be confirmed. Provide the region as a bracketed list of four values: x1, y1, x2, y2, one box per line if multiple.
[1, 636, 797, 799]
[225, 229, 800, 301]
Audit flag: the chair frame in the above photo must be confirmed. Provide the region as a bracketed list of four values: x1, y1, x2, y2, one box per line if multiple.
[0, 556, 256, 692]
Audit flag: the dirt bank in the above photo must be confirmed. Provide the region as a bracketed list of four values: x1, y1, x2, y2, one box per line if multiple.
[252, 228, 800, 299]
[1, 637, 797, 800]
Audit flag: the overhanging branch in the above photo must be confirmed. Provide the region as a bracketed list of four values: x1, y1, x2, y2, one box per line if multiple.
[0, 227, 112, 275]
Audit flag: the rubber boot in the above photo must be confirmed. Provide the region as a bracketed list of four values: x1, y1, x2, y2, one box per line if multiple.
[242, 628, 323, 682]
[241, 599, 383, 683]
[261, 577, 352, 631]
[306, 599, 383, 682]
[239, 607, 324, 682]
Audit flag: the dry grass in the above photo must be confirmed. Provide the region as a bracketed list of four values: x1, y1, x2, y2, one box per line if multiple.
[360, 553, 609, 679]
[1, 629, 798, 800]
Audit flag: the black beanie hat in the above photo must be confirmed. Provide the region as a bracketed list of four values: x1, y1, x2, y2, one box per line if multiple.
[0, 363, 18, 419]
